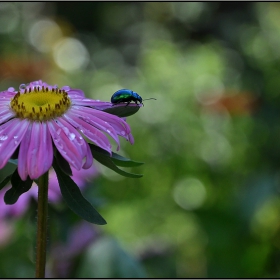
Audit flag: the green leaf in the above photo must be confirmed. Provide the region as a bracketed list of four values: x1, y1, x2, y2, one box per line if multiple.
[0, 174, 13, 190]
[55, 150, 72, 176]
[53, 159, 106, 225]
[103, 105, 140, 117]
[89, 144, 143, 178]
[111, 152, 144, 167]
[4, 169, 33, 205]
[8, 159, 18, 165]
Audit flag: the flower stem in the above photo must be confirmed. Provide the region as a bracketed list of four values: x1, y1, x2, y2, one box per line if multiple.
[35, 171, 49, 278]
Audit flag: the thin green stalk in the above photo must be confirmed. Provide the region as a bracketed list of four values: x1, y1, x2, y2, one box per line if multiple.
[35, 171, 49, 278]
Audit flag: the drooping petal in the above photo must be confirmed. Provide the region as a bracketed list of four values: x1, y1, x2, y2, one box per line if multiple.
[0, 119, 29, 169]
[90, 109, 133, 142]
[47, 119, 84, 170]
[55, 117, 88, 160]
[82, 142, 93, 169]
[70, 106, 120, 150]
[84, 105, 133, 135]
[27, 122, 53, 180]
[128, 132, 134, 144]
[63, 112, 112, 154]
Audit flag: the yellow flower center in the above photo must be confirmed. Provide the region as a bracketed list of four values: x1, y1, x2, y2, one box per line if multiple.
[10, 86, 71, 121]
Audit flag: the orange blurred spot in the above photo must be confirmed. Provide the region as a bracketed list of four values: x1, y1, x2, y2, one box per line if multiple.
[0, 57, 49, 82]
[200, 90, 259, 116]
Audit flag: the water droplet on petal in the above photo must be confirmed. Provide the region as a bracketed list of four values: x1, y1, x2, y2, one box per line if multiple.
[0, 134, 8, 141]
[8, 87, 15, 92]
[19, 84, 26, 90]
[68, 133, 76, 141]
[13, 135, 18, 139]
[57, 128, 61, 135]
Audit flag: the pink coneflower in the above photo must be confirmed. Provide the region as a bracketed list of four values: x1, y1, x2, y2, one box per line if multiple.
[0, 80, 134, 180]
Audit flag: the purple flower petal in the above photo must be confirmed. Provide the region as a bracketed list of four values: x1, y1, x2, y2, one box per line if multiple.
[70, 106, 120, 150]
[0, 119, 29, 169]
[92, 109, 132, 134]
[65, 88, 85, 97]
[63, 112, 112, 154]
[0, 109, 15, 125]
[128, 132, 134, 144]
[0, 91, 17, 99]
[70, 98, 110, 107]
[27, 122, 53, 180]
[47, 119, 84, 170]
[18, 123, 32, 180]
[82, 142, 93, 169]
[55, 117, 89, 162]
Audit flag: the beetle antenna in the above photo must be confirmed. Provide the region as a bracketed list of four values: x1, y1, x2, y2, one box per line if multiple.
[142, 98, 157, 101]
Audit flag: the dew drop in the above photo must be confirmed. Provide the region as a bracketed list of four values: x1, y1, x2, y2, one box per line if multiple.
[8, 87, 15, 92]
[19, 84, 26, 90]
[68, 133, 76, 141]
[0, 134, 8, 141]
[13, 135, 18, 139]
[57, 128, 61, 135]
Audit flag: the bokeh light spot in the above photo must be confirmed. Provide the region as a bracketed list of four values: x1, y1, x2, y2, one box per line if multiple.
[28, 19, 62, 53]
[53, 37, 90, 72]
[0, 3, 19, 34]
[173, 178, 207, 210]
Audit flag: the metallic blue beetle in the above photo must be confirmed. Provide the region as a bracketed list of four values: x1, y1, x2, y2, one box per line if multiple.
[111, 89, 143, 106]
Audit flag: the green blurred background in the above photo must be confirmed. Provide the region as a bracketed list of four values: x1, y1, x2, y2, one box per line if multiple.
[0, 2, 280, 278]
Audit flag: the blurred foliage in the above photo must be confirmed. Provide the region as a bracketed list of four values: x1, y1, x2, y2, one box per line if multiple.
[1, 1, 280, 278]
